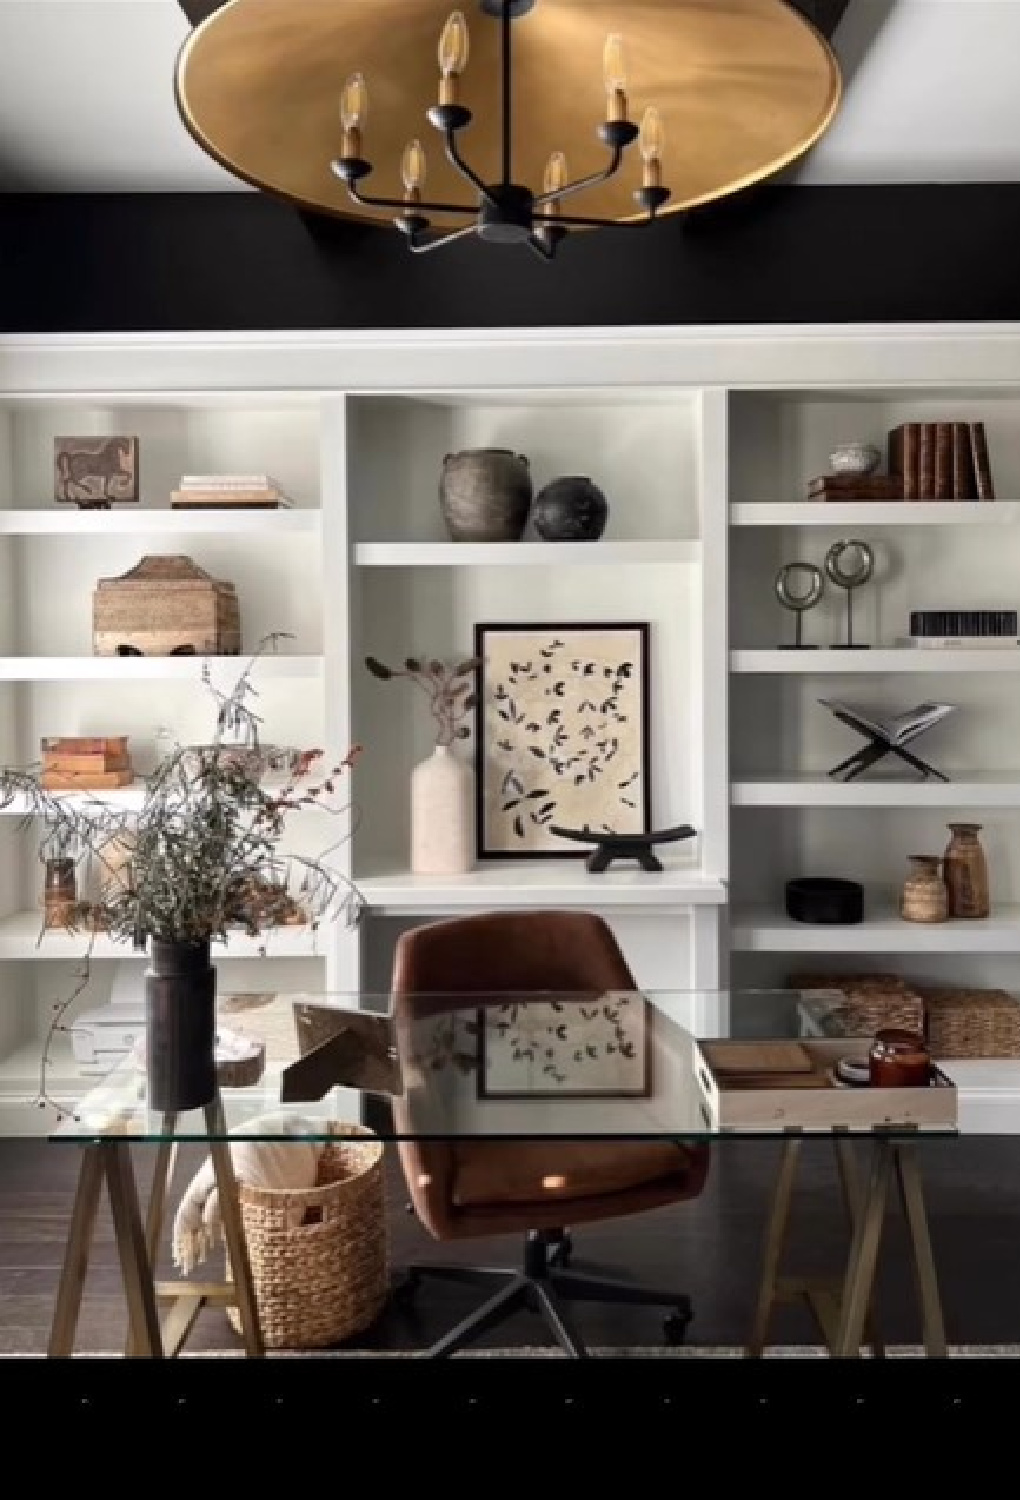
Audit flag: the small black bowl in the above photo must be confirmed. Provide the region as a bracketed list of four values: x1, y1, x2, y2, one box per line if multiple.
[785, 876, 864, 925]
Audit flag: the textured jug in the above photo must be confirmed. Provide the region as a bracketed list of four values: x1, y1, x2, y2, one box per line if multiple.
[439, 448, 532, 542]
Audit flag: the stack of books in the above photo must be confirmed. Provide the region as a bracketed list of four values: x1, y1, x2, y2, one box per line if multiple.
[170, 474, 292, 509]
[900, 608, 1019, 649]
[40, 735, 134, 789]
[807, 473, 903, 502]
[887, 421, 994, 500]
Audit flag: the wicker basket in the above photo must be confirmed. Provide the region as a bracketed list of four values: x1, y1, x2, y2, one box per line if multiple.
[226, 1123, 388, 1349]
[790, 971, 925, 1035]
[918, 986, 1020, 1060]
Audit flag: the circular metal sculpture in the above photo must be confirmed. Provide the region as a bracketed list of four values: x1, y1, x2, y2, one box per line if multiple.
[775, 560, 824, 648]
[174, 0, 842, 232]
[824, 538, 874, 649]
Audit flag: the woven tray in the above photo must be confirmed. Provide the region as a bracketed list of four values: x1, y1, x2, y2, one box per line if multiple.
[226, 1122, 387, 1349]
[790, 971, 925, 1035]
[918, 985, 1020, 1059]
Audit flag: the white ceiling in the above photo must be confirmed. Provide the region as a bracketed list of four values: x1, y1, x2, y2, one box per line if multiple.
[0, 0, 1017, 192]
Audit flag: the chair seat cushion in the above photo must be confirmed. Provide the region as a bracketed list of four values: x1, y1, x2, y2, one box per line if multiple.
[450, 1139, 692, 1209]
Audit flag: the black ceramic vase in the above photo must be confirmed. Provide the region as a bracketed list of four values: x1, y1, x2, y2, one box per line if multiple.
[533, 476, 609, 541]
[144, 938, 217, 1112]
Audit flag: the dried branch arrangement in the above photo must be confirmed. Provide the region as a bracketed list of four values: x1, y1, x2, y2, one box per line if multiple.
[364, 653, 481, 747]
[0, 633, 364, 1114]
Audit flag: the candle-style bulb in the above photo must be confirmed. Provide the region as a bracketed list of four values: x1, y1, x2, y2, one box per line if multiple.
[439, 11, 470, 76]
[639, 105, 664, 187]
[340, 72, 368, 131]
[401, 138, 427, 198]
[541, 150, 568, 216]
[603, 33, 627, 93]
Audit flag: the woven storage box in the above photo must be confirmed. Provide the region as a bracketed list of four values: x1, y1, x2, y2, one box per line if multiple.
[226, 1123, 388, 1349]
[918, 985, 1020, 1059]
[93, 554, 241, 656]
[790, 971, 925, 1034]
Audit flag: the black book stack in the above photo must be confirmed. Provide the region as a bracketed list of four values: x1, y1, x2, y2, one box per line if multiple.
[906, 608, 1019, 647]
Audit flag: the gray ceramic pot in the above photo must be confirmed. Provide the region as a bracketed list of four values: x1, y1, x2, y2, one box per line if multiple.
[439, 448, 532, 542]
[533, 475, 609, 541]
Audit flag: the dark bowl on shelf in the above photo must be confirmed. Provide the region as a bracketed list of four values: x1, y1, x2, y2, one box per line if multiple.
[785, 876, 864, 925]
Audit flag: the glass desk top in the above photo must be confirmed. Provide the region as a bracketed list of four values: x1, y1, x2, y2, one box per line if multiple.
[48, 988, 959, 1145]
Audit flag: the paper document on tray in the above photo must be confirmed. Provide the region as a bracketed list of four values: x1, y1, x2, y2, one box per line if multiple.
[819, 699, 955, 745]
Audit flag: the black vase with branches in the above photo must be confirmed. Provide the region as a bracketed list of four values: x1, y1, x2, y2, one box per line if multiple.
[0, 634, 363, 1116]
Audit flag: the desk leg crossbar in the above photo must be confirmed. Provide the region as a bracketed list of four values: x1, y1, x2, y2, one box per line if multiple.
[49, 1097, 264, 1358]
[747, 1136, 946, 1358]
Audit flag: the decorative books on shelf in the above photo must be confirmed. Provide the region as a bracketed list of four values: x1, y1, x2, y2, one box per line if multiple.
[900, 609, 1019, 649]
[39, 735, 134, 789]
[807, 474, 903, 502]
[170, 474, 293, 509]
[888, 421, 994, 501]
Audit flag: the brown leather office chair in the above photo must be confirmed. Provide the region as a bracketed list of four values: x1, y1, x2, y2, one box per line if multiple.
[389, 910, 710, 1357]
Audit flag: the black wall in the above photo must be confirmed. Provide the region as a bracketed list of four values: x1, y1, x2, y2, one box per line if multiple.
[2, 184, 1020, 332]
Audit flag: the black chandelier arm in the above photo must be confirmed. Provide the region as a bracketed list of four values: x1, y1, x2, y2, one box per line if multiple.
[440, 130, 499, 207]
[340, 176, 479, 218]
[408, 223, 479, 255]
[550, 205, 669, 230]
[532, 146, 625, 210]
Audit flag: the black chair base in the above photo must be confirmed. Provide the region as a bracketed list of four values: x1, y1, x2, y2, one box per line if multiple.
[394, 1230, 693, 1358]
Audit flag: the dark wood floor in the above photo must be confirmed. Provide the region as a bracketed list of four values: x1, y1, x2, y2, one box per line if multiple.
[2, 1136, 1020, 1356]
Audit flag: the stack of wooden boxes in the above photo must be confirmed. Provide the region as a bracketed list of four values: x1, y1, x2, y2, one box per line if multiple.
[40, 736, 134, 789]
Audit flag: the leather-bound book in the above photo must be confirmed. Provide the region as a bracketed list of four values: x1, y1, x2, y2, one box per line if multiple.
[917, 422, 937, 498]
[952, 421, 976, 498]
[969, 421, 996, 500]
[934, 422, 954, 499]
[889, 422, 921, 499]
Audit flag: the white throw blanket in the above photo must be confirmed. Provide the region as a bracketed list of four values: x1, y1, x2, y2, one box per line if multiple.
[171, 1112, 326, 1275]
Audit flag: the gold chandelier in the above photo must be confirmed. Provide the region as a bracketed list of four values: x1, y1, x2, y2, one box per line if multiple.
[176, 0, 842, 260]
[332, 3, 671, 258]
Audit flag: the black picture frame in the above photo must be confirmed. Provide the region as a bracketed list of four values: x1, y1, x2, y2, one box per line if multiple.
[472, 620, 652, 861]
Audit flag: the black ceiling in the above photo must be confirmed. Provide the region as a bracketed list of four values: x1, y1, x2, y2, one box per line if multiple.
[177, 1, 852, 41]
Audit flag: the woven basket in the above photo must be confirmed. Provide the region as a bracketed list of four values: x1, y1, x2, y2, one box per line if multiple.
[790, 971, 925, 1035]
[918, 986, 1020, 1060]
[226, 1123, 388, 1349]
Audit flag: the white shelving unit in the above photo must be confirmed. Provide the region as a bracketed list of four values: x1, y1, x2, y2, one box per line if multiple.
[4, 325, 1020, 1130]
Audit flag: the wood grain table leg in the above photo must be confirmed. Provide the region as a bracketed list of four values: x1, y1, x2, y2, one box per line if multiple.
[48, 1145, 105, 1357]
[833, 1139, 894, 1358]
[104, 1142, 163, 1358]
[205, 1096, 264, 1358]
[125, 1114, 178, 1357]
[746, 1137, 801, 1357]
[894, 1143, 947, 1358]
[833, 1137, 885, 1357]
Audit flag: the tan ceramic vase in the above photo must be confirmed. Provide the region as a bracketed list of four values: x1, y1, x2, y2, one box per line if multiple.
[410, 745, 474, 875]
[900, 854, 948, 923]
[943, 822, 990, 918]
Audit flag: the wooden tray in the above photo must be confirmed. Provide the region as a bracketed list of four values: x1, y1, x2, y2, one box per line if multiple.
[694, 1037, 957, 1133]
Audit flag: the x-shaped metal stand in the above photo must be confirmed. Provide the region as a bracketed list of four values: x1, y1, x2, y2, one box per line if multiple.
[825, 710, 949, 783]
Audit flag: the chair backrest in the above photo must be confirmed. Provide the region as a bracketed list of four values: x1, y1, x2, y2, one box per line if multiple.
[389, 910, 638, 1238]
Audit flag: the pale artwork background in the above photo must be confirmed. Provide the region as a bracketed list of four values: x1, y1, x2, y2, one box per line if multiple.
[477, 624, 648, 856]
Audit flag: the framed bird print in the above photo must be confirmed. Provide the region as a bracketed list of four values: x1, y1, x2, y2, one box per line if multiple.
[473, 621, 651, 859]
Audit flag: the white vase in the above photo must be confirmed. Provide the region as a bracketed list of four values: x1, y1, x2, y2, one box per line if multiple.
[410, 745, 474, 875]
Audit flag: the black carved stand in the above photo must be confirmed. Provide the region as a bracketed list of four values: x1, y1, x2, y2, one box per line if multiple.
[550, 824, 697, 873]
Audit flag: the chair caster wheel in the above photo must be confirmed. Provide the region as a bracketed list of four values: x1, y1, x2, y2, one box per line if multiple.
[549, 1232, 573, 1268]
[663, 1309, 691, 1346]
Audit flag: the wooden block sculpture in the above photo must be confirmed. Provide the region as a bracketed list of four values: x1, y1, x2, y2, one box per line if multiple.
[54, 436, 139, 507]
[550, 823, 697, 873]
[92, 554, 241, 657]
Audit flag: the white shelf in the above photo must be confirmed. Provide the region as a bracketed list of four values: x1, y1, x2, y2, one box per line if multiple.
[732, 905, 1020, 953]
[0, 774, 297, 816]
[0, 655, 323, 681]
[0, 508, 320, 535]
[731, 649, 1020, 674]
[353, 540, 699, 567]
[0, 911, 327, 959]
[731, 773, 1020, 808]
[355, 860, 727, 917]
[731, 502, 1020, 527]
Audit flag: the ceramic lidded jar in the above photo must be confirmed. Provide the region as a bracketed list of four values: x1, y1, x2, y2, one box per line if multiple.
[533, 476, 609, 542]
[439, 448, 532, 542]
